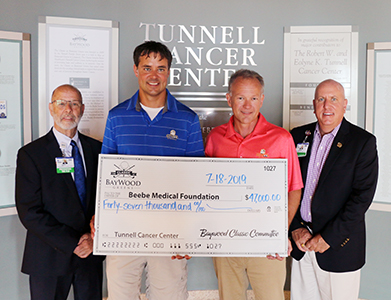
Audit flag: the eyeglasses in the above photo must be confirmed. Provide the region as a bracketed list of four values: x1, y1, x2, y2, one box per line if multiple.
[51, 99, 83, 109]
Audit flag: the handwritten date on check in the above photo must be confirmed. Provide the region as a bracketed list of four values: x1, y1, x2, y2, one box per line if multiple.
[93, 154, 288, 257]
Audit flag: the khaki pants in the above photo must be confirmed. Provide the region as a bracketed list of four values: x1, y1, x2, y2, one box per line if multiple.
[213, 257, 286, 300]
[106, 255, 188, 300]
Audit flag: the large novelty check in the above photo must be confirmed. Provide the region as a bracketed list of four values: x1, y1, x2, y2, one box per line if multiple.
[93, 154, 288, 257]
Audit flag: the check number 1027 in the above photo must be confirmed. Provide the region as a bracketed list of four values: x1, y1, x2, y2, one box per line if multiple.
[264, 165, 276, 171]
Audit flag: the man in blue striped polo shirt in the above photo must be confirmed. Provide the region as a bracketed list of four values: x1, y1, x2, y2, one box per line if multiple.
[101, 41, 204, 300]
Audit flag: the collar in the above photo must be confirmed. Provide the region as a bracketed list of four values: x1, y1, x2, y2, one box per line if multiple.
[126, 89, 178, 114]
[52, 127, 80, 148]
[52, 127, 82, 157]
[314, 121, 342, 139]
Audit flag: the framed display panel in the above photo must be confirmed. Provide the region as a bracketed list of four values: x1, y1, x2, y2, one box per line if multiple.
[38, 16, 119, 141]
[366, 42, 391, 212]
[283, 26, 358, 130]
[0, 30, 31, 216]
[191, 107, 232, 146]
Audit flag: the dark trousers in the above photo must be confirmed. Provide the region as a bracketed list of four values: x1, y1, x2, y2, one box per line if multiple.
[29, 266, 103, 300]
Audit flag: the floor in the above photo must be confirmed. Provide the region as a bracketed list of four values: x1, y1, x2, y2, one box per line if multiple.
[105, 290, 367, 300]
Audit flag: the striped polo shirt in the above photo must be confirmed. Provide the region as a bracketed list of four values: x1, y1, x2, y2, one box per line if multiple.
[102, 89, 204, 157]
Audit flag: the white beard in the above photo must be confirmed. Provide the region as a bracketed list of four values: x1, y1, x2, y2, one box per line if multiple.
[53, 113, 82, 131]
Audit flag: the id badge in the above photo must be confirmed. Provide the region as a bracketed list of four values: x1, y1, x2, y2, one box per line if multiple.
[56, 157, 74, 173]
[296, 142, 309, 157]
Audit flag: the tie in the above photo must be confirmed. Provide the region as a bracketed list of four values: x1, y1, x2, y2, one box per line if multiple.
[71, 140, 87, 213]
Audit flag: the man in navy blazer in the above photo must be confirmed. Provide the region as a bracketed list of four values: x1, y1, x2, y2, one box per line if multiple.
[16, 84, 103, 300]
[289, 79, 378, 300]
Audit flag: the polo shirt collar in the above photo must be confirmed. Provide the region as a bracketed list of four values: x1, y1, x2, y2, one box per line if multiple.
[225, 113, 268, 138]
[127, 89, 178, 114]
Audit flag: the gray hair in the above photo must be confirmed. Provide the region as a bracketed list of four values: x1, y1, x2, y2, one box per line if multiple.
[228, 69, 264, 94]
